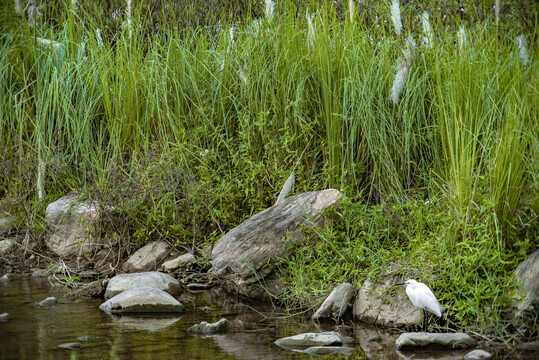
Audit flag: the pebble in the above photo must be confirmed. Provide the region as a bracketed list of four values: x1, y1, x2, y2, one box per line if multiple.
[39, 297, 57, 307]
[59, 342, 84, 350]
[464, 349, 492, 360]
[0, 312, 10, 322]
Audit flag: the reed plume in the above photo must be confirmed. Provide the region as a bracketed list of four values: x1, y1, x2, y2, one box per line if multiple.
[457, 26, 466, 51]
[348, 0, 354, 23]
[265, 0, 275, 22]
[14, 0, 22, 17]
[390, 0, 402, 37]
[516, 35, 530, 66]
[306, 12, 315, 50]
[275, 171, 295, 205]
[390, 37, 415, 104]
[421, 12, 432, 48]
[126, 0, 132, 40]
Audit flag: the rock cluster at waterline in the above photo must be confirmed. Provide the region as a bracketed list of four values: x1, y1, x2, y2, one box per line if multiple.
[187, 318, 235, 335]
[312, 282, 354, 321]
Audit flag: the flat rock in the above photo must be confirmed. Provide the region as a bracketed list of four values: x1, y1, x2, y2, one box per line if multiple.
[104, 272, 181, 299]
[464, 349, 492, 360]
[99, 287, 185, 314]
[275, 331, 343, 348]
[396, 333, 475, 350]
[187, 318, 234, 335]
[354, 278, 421, 327]
[313, 282, 355, 320]
[39, 297, 57, 307]
[211, 189, 342, 299]
[162, 253, 196, 271]
[0, 239, 14, 254]
[0, 313, 10, 322]
[122, 241, 170, 273]
[58, 342, 84, 350]
[303, 346, 354, 355]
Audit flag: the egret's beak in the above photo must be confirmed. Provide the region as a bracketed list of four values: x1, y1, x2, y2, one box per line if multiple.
[395, 282, 406, 286]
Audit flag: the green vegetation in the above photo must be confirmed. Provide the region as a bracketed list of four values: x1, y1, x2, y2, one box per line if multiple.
[0, 0, 537, 337]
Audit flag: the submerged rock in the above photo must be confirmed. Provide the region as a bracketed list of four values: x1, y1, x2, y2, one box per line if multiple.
[395, 333, 475, 350]
[122, 241, 170, 273]
[39, 297, 57, 307]
[512, 249, 539, 333]
[0, 313, 10, 322]
[303, 346, 354, 355]
[76, 335, 99, 342]
[211, 189, 342, 299]
[354, 278, 421, 327]
[312, 282, 355, 321]
[99, 287, 185, 314]
[58, 342, 84, 350]
[275, 331, 343, 348]
[464, 349, 492, 360]
[187, 318, 234, 335]
[104, 272, 181, 299]
[32, 268, 49, 277]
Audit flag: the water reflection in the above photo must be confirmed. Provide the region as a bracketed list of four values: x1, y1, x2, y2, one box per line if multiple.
[107, 314, 181, 332]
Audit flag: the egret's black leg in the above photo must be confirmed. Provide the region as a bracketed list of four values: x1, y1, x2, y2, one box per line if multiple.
[422, 311, 427, 332]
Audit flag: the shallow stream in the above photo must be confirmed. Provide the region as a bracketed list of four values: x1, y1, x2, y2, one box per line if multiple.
[0, 277, 531, 359]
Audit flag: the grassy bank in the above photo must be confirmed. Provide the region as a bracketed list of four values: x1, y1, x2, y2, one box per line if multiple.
[0, 0, 537, 337]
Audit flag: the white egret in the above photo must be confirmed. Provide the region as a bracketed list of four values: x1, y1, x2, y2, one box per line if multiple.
[396, 279, 445, 331]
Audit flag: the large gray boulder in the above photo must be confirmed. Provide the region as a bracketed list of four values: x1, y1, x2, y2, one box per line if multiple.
[395, 333, 475, 350]
[99, 287, 185, 314]
[512, 249, 539, 332]
[104, 272, 182, 299]
[122, 241, 170, 273]
[45, 193, 102, 256]
[211, 189, 342, 299]
[313, 282, 355, 321]
[275, 331, 343, 348]
[354, 278, 421, 327]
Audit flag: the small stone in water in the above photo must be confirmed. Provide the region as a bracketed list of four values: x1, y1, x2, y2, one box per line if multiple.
[39, 297, 57, 307]
[77, 335, 99, 342]
[201, 306, 214, 312]
[464, 349, 492, 360]
[0, 312, 10, 322]
[59, 342, 84, 350]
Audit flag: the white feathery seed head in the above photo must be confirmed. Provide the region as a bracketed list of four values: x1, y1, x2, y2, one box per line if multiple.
[390, 0, 402, 37]
[265, 0, 275, 22]
[517, 35, 530, 66]
[306, 11, 315, 50]
[126, 0, 132, 39]
[457, 26, 466, 51]
[349, 0, 355, 23]
[390, 61, 409, 104]
[421, 12, 432, 48]
[96, 28, 103, 47]
[14, 0, 22, 17]
[275, 171, 295, 205]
